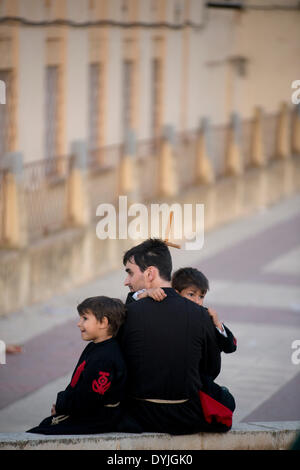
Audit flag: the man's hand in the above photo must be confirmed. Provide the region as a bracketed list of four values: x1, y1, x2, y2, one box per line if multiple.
[207, 307, 223, 331]
[51, 404, 56, 416]
[138, 288, 167, 302]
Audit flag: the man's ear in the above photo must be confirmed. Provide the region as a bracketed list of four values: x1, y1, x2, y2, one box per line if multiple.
[146, 266, 158, 282]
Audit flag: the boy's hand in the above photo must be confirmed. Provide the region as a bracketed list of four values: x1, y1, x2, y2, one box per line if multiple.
[207, 307, 223, 331]
[51, 404, 56, 416]
[140, 287, 167, 302]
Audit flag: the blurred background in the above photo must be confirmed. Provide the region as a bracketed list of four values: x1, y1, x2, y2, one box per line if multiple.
[0, 0, 300, 434]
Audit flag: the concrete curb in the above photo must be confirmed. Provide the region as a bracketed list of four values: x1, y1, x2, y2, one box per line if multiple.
[0, 421, 299, 450]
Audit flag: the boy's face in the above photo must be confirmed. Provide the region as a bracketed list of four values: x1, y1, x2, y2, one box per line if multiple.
[179, 286, 206, 306]
[77, 310, 107, 343]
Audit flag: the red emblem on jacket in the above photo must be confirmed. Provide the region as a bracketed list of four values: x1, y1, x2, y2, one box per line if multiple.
[92, 371, 111, 395]
[70, 360, 86, 388]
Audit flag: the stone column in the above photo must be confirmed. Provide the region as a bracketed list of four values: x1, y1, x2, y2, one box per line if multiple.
[1, 152, 27, 248]
[66, 140, 90, 226]
[225, 112, 243, 176]
[196, 117, 215, 184]
[158, 125, 178, 197]
[276, 102, 291, 160]
[250, 106, 266, 167]
[119, 129, 139, 204]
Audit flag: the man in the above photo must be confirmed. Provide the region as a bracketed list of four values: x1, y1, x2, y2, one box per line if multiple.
[119, 238, 235, 435]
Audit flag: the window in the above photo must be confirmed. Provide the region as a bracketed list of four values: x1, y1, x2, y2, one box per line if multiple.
[151, 58, 162, 138]
[0, 70, 13, 163]
[88, 63, 101, 152]
[45, 65, 59, 161]
[122, 59, 134, 139]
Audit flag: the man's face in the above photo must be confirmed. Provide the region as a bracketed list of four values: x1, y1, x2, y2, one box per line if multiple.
[124, 258, 147, 292]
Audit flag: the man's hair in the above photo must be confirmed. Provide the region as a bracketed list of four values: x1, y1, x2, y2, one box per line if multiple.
[171, 267, 209, 294]
[123, 238, 172, 281]
[77, 296, 126, 336]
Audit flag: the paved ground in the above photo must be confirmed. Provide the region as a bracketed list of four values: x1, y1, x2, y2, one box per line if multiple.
[0, 192, 300, 432]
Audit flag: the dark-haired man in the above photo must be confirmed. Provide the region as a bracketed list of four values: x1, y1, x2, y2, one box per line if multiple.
[119, 238, 235, 435]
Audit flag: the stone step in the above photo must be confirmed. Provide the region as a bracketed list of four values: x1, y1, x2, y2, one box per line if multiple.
[0, 421, 299, 450]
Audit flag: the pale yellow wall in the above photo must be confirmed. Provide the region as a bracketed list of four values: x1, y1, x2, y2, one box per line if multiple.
[232, 9, 300, 117]
[193, 9, 236, 126]
[18, 0, 44, 21]
[138, 0, 152, 22]
[107, 0, 122, 22]
[2, 0, 299, 162]
[66, 0, 89, 22]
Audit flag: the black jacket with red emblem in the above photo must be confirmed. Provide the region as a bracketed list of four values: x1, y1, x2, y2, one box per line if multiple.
[55, 337, 127, 418]
[27, 338, 127, 435]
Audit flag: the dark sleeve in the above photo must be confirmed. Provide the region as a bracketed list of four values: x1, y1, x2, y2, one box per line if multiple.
[216, 324, 237, 353]
[197, 307, 222, 381]
[55, 357, 115, 418]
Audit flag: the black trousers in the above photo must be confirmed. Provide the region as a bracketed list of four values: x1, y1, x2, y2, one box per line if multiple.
[118, 380, 235, 435]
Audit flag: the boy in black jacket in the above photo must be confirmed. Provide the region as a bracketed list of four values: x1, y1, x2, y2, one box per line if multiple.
[132, 266, 237, 360]
[27, 296, 127, 435]
[127, 266, 236, 430]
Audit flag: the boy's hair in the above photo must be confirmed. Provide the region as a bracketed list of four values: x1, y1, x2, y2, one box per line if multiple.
[123, 238, 172, 281]
[77, 296, 125, 337]
[171, 267, 210, 294]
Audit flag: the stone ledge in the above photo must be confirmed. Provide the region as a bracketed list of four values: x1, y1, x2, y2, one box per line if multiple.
[0, 421, 299, 450]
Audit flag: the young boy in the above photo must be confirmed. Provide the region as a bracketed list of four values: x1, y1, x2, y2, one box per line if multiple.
[133, 267, 237, 376]
[130, 266, 237, 422]
[131, 267, 237, 410]
[27, 296, 127, 435]
[171, 267, 237, 356]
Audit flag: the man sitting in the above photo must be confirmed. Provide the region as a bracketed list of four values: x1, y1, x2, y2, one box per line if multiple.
[119, 238, 235, 435]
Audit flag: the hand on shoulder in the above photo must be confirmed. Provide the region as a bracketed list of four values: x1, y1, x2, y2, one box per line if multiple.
[207, 307, 223, 330]
[138, 287, 167, 302]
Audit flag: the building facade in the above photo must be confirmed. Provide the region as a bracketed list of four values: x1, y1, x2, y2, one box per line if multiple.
[0, 0, 299, 166]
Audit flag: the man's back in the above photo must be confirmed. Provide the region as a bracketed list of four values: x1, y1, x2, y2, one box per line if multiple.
[121, 288, 221, 400]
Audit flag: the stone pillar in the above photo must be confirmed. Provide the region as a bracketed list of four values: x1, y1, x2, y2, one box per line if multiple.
[250, 106, 266, 167]
[292, 103, 300, 155]
[158, 125, 178, 197]
[276, 102, 291, 160]
[119, 129, 139, 204]
[225, 113, 243, 176]
[196, 117, 215, 184]
[66, 140, 90, 226]
[1, 152, 27, 248]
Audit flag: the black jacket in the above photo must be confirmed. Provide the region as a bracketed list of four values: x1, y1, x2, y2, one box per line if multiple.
[120, 288, 222, 400]
[55, 337, 127, 418]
